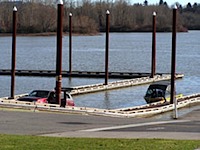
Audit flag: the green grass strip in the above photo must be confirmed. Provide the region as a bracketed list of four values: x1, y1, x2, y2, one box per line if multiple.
[0, 134, 199, 150]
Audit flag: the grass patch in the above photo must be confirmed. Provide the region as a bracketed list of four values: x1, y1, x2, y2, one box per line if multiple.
[0, 134, 199, 150]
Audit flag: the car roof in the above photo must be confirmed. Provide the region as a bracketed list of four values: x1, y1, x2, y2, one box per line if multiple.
[149, 81, 170, 86]
[148, 81, 171, 91]
[30, 89, 72, 94]
[30, 90, 53, 93]
[53, 87, 74, 92]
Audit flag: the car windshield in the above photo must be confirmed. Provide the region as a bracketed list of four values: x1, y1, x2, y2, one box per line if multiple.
[146, 88, 165, 98]
[29, 91, 50, 98]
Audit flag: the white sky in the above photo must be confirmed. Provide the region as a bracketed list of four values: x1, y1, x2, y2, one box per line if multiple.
[132, 0, 199, 6]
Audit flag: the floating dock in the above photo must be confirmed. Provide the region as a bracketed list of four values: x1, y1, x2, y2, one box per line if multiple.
[0, 93, 199, 118]
[0, 74, 183, 98]
[1, 73, 197, 118]
[69, 74, 183, 95]
[0, 69, 181, 79]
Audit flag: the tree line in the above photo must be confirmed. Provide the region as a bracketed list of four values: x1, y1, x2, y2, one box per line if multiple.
[0, 0, 199, 34]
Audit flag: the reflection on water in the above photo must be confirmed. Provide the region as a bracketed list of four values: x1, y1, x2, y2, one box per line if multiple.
[0, 31, 200, 109]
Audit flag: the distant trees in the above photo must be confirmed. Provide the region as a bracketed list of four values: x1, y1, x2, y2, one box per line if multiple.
[159, 0, 163, 5]
[144, 0, 148, 6]
[180, 2, 200, 30]
[17, 3, 57, 33]
[0, 1, 199, 34]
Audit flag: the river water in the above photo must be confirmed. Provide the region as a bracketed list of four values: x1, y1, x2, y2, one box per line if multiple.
[0, 31, 200, 109]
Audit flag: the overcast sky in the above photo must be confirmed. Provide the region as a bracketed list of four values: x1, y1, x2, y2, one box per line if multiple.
[132, 0, 199, 6]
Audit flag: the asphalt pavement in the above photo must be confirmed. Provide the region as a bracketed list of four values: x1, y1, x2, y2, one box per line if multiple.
[0, 107, 199, 140]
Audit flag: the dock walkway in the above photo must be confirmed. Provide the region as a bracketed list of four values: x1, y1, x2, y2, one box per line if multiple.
[0, 69, 180, 79]
[69, 74, 183, 95]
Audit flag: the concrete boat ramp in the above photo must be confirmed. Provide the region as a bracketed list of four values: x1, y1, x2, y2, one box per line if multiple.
[1, 73, 200, 118]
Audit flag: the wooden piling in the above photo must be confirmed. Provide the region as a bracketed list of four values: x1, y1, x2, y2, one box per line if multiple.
[69, 13, 72, 76]
[151, 12, 156, 78]
[56, 0, 63, 106]
[170, 7, 177, 105]
[105, 10, 110, 85]
[170, 6, 178, 119]
[10, 6, 17, 99]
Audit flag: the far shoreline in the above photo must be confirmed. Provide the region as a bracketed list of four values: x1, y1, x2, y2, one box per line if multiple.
[0, 29, 198, 37]
[0, 32, 102, 36]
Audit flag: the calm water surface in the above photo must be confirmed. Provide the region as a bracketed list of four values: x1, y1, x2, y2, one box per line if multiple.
[0, 31, 200, 109]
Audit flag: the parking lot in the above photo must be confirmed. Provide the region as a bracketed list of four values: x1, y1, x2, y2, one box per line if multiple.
[0, 107, 199, 140]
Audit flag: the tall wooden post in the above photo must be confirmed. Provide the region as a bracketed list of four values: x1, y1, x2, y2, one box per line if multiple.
[170, 6, 178, 118]
[151, 12, 156, 78]
[10, 6, 17, 99]
[56, 0, 63, 106]
[105, 10, 110, 85]
[69, 13, 72, 76]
